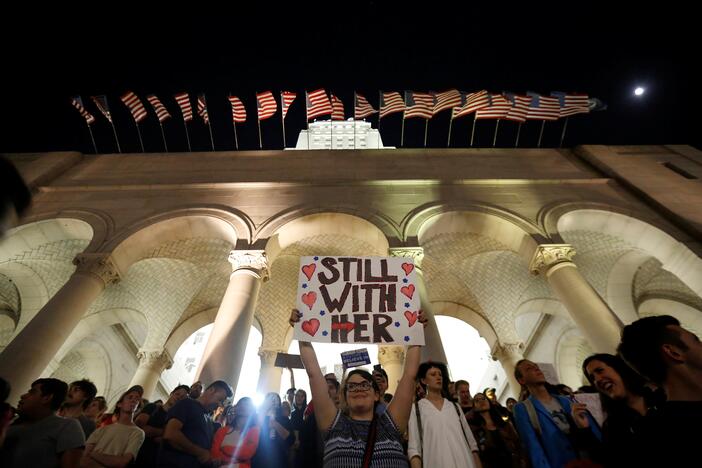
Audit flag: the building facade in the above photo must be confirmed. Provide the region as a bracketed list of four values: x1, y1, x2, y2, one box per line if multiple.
[1, 144, 702, 405]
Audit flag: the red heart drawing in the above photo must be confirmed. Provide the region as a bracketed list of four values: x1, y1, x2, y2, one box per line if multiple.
[301, 263, 316, 281]
[404, 310, 418, 327]
[301, 319, 320, 336]
[401, 263, 414, 276]
[301, 292, 317, 310]
[400, 284, 415, 299]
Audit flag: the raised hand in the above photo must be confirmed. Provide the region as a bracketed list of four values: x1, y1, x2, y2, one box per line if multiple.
[289, 309, 302, 327]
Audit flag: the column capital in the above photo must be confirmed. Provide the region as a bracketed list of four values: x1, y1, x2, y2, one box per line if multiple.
[73, 253, 120, 286]
[529, 244, 576, 276]
[378, 345, 406, 365]
[389, 247, 424, 269]
[492, 342, 525, 362]
[258, 347, 284, 365]
[136, 349, 173, 370]
[228, 250, 270, 280]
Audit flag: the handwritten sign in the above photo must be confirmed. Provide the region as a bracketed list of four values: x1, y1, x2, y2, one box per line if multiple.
[294, 256, 425, 345]
[274, 353, 304, 369]
[573, 393, 606, 427]
[341, 349, 372, 369]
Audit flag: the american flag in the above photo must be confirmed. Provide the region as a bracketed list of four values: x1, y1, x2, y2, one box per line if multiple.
[146, 94, 171, 123]
[503, 93, 531, 122]
[256, 91, 277, 120]
[354, 93, 377, 119]
[70, 96, 95, 125]
[451, 90, 490, 119]
[404, 91, 434, 119]
[551, 92, 590, 117]
[379, 91, 405, 118]
[432, 89, 462, 114]
[91, 95, 113, 123]
[306, 89, 332, 120]
[475, 94, 511, 120]
[282, 91, 296, 119]
[228, 96, 246, 123]
[197, 94, 209, 124]
[331, 94, 345, 120]
[120, 91, 148, 123]
[174, 92, 193, 122]
[526, 92, 560, 120]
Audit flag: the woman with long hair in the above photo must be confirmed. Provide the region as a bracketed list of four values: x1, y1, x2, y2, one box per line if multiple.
[211, 397, 260, 468]
[468, 392, 528, 468]
[290, 308, 426, 467]
[582, 353, 664, 467]
[408, 362, 481, 468]
[251, 392, 294, 468]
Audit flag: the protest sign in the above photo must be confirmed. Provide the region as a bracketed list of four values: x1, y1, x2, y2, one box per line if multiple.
[341, 348, 372, 369]
[274, 353, 304, 369]
[294, 256, 425, 345]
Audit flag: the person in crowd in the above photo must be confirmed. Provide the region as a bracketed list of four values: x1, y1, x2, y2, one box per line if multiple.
[582, 353, 664, 467]
[408, 361, 481, 468]
[85, 396, 108, 426]
[158, 380, 233, 467]
[483, 387, 511, 423]
[576, 385, 597, 394]
[134, 384, 189, 467]
[99, 385, 144, 428]
[296, 376, 340, 468]
[618, 315, 702, 466]
[553, 384, 575, 398]
[211, 397, 260, 468]
[372, 365, 390, 413]
[289, 389, 307, 463]
[469, 392, 528, 468]
[59, 379, 98, 438]
[281, 400, 292, 419]
[251, 392, 294, 468]
[285, 388, 296, 409]
[1, 378, 85, 467]
[383, 393, 393, 404]
[188, 381, 203, 400]
[291, 308, 425, 467]
[505, 398, 517, 414]
[449, 381, 458, 401]
[456, 380, 474, 417]
[512, 360, 601, 468]
[0, 377, 12, 449]
[80, 387, 145, 467]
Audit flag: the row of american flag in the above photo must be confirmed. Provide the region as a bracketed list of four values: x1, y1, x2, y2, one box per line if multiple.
[70, 89, 603, 152]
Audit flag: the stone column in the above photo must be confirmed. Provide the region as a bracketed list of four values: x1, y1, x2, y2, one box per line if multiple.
[196, 251, 269, 394]
[530, 244, 622, 353]
[378, 345, 405, 394]
[0, 253, 119, 403]
[256, 348, 284, 395]
[389, 248, 448, 363]
[492, 342, 525, 399]
[129, 349, 173, 400]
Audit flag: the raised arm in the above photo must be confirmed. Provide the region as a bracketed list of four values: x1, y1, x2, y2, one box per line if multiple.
[290, 309, 337, 432]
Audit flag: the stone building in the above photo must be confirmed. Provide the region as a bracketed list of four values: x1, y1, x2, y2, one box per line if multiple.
[1, 144, 701, 405]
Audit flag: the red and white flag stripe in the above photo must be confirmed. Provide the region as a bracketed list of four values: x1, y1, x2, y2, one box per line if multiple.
[70, 96, 95, 124]
[432, 89, 462, 114]
[451, 90, 490, 119]
[174, 92, 193, 122]
[120, 91, 148, 123]
[354, 93, 377, 119]
[228, 96, 246, 123]
[504, 94, 531, 123]
[146, 95, 171, 123]
[526, 94, 560, 121]
[256, 91, 277, 120]
[306, 89, 332, 120]
[379, 91, 405, 119]
[282, 91, 296, 119]
[404, 91, 434, 119]
[197, 94, 209, 124]
[475, 94, 511, 120]
[331, 94, 345, 120]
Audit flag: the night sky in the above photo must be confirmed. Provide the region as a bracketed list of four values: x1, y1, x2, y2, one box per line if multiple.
[2, 3, 699, 154]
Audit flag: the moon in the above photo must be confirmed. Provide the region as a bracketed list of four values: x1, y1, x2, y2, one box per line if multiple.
[634, 87, 645, 96]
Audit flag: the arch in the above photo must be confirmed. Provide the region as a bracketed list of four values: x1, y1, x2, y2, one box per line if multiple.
[415, 209, 540, 263]
[0, 218, 94, 261]
[264, 212, 390, 264]
[515, 298, 568, 318]
[639, 298, 702, 338]
[555, 328, 592, 389]
[8, 211, 110, 254]
[107, 210, 246, 274]
[432, 301, 499, 349]
[555, 209, 702, 297]
[606, 250, 652, 325]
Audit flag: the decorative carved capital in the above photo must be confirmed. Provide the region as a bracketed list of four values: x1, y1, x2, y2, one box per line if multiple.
[389, 247, 424, 269]
[229, 250, 269, 280]
[492, 342, 525, 362]
[258, 348, 283, 366]
[529, 244, 576, 275]
[136, 349, 173, 370]
[73, 253, 120, 286]
[378, 345, 406, 365]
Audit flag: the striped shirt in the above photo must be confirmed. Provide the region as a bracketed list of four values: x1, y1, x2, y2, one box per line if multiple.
[323, 410, 409, 468]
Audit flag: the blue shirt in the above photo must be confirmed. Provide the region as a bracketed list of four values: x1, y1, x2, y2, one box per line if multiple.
[157, 398, 214, 468]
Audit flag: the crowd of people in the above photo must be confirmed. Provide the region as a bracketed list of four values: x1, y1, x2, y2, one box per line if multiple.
[0, 310, 700, 467]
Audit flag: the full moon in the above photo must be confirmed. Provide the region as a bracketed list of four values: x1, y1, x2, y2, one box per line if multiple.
[634, 87, 645, 96]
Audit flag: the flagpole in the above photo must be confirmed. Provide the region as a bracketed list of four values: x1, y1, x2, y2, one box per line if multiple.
[257, 118, 263, 149]
[447, 114, 453, 148]
[86, 122, 98, 153]
[537, 121, 546, 148]
[305, 91, 310, 150]
[110, 121, 122, 153]
[159, 122, 168, 152]
[470, 117, 477, 147]
[135, 123, 145, 152]
[423, 119, 429, 148]
[183, 122, 192, 152]
[233, 122, 239, 150]
[203, 95, 214, 151]
[280, 92, 287, 148]
[559, 117, 569, 148]
[492, 119, 500, 147]
[353, 91, 356, 150]
[400, 112, 406, 147]
[377, 91, 382, 149]
[515, 122, 522, 147]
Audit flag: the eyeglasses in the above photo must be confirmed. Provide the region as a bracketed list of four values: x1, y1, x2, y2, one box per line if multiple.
[347, 381, 372, 392]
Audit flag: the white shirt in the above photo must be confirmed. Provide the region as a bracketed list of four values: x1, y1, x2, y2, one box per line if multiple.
[408, 398, 479, 468]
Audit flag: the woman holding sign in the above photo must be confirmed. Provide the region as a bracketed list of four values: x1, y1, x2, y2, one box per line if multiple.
[290, 308, 425, 468]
